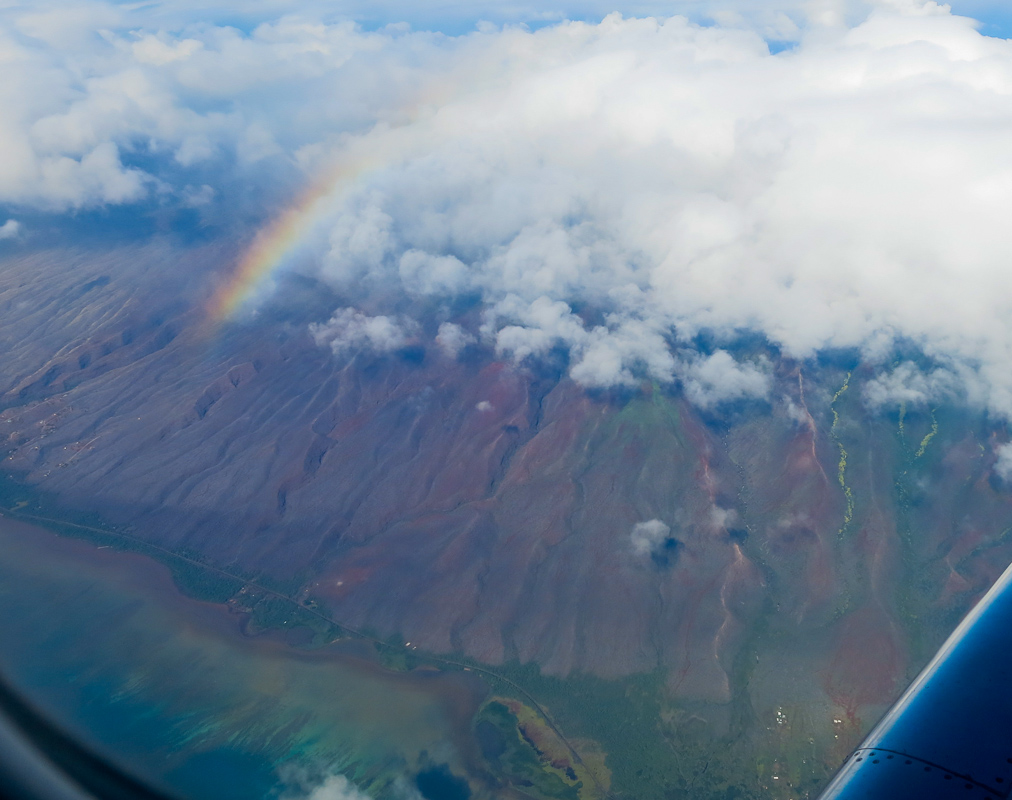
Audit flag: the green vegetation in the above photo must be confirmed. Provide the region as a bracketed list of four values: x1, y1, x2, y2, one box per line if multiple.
[891, 403, 986, 664]
[829, 372, 854, 534]
[0, 445, 840, 800]
[487, 664, 672, 796]
[475, 700, 584, 799]
[914, 409, 938, 459]
[463, 658, 835, 800]
[0, 471, 345, 646]
[3, 377, 984, 800]
[602, 387, 687, 449]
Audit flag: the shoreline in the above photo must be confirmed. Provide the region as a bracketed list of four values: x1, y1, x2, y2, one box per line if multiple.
[0, 509, 507, 799]
[0, 501, 607, 796]
[0, 504, 611, 800]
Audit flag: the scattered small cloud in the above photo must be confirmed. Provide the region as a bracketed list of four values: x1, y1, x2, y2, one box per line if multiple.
[0, 220, 21, 240]
[181, 184, 215, 207]
[280, 769, 386, 800]
[783, 396, 809, 426]
[436, 322, 475, 358]
[487, 296, 676, 387]
[175, 135, 215, 167]
[710, 506, 738, 529]
[400, 250, 470, 295]
[309, 308, 416, 356]
[299, 775, 370, 800]
[630, 519, 672, 557]
[678, 352, 771, 409]
[476, 400, 492, 411]
[995, 442, 1012, 482]
[863, 361, 963, 409]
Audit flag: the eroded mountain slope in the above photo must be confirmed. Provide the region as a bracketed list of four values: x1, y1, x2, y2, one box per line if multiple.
[3, 247, 1012, 726]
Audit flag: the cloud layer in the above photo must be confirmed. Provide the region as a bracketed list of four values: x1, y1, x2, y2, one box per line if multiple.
[5, 2, 1012, 408]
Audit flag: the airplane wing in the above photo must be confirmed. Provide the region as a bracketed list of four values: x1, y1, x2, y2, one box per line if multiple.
[817, 561, 1012, 800]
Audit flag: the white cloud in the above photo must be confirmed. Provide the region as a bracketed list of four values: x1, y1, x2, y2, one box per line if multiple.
[319, 199, 395, 287]
[36, 143, 148, 209]
[309, 308, 416, 356]
[236, 123, 283, 165]
[175, 135, 214, 167]
[710, 506, 739, 529]
[280, 771, 380, 800]
[436, 322, 475, 358]
[55, 0, 1004, 43]
[784, 396, 815, 427]
[996, 442, 1012, 482]
[181, 184, 215, 207]
[302, 775, 370, 800]
[399, 250, 470, 295]
[270, 4, 1012, 405]
[132, 34, 204, 67]
[486, 296, 676, 387]
[490, 296, 590, 362]
[570, 319, 677, 388]
[630, 519, 672, 556]
[678, 351, 772, 408]
[862, 361, 966, 409]
[6, 3, 1012, 407]
[0, 220, 21, 240]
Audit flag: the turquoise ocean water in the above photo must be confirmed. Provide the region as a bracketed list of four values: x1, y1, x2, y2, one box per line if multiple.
[0, 517, 488, 800]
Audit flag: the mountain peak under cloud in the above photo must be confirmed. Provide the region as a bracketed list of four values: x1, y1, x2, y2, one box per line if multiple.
[4, 2, 1012, 404]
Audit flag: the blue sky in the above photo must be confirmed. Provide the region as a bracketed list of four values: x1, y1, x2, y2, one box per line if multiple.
[114, 0, 1012, 39]
[949, 1, 1012, 36]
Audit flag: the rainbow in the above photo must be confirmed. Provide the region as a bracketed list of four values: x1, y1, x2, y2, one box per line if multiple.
[208, 156, 377, 322]
[205, 67, 482, 324]
[207, 80, 466, 322]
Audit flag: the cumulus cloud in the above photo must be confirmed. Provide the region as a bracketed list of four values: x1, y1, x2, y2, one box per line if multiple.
[46, 1, 1007, 44]
[630, 519, 672, 557]
[399, 250, 470, 295]
[279, 768, 407, 800]
[297, 775, 370, 800]
[485, 296, 677, 386]
[436, 322, 475, 358]
[309, 308, 417, 356]
[678, 351, 772, 409]
[8, 2, 1012, 406]
[710, 506, 739, 529]
[783, 396, 810, 426]
[283, 3, 1012, 406]
[996, 442, 1012, 482]
[0, 7, 407, 209]
[863, 361, 968, 409]
[0, 220, 21, 240]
